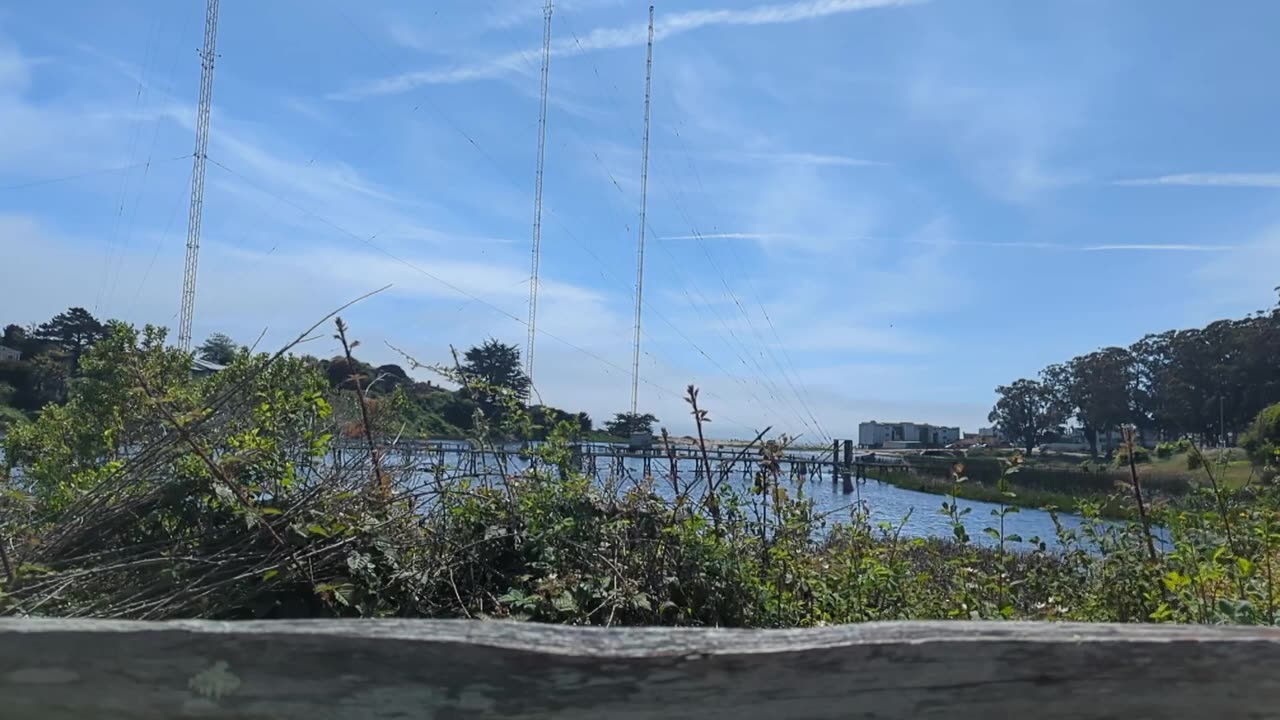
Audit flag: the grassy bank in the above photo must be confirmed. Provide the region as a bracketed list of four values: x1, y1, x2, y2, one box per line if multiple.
[864, 451, 1203, 519]
[863, 465, 1138, 519]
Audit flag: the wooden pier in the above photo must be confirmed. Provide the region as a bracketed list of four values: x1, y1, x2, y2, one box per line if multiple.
[343, 438, 903, 495]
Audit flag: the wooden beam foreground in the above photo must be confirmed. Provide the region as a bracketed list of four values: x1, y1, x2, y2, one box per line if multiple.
[4, 619, 1280, 719]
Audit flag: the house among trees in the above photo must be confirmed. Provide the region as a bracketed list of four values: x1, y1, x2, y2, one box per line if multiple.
[190, 358, 226, 378]
[0, 345, 20, 363]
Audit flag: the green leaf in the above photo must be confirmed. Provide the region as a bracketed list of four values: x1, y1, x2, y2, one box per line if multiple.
[1005, 534, 1023, 543]
[333, 584, 356, 607]
[1237, 557, 1255, 576]
[552, 592, 578, 614]
[982, 527, 1000, 539]
[497, 589, 527, 604]
[306, 523, 331, 538]
[262, 569, 279, 582]
[259, 506, 283, 516]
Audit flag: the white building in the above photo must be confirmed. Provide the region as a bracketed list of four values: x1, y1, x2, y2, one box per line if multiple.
[859, 421, 961, 449]
[973, 426, 1007, 443]
[0, 346, 20, 363]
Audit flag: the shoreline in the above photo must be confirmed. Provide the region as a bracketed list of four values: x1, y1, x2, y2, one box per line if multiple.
[862, 467, 1137, 521]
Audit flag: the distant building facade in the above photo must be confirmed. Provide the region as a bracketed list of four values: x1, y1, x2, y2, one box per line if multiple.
[0, 345, 21, 363]
[859, 421, 961, 449]
[977, 427, 1001, 440]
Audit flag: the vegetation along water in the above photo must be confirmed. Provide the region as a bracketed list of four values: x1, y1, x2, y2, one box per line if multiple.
[5, 303, 1280, 626]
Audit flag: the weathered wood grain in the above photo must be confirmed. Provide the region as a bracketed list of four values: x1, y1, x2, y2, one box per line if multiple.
[4, 619, 1280, 719]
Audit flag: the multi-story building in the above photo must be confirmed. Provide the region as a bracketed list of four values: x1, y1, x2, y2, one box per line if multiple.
[859, 421, 961, 449]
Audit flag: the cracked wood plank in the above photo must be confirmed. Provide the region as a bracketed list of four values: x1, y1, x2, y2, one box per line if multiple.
[4, 619, 1280, 719]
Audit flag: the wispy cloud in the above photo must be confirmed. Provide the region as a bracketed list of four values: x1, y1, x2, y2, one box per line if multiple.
[482, 0, 627, 30]
[908, 239, 1235, 253]
[331, 0, 921, 99]
[660, 232, 788, 241]
[1112, 173, 1280, 188]
[731, 151, 884, 167]
[1081, 243, 1233, 252]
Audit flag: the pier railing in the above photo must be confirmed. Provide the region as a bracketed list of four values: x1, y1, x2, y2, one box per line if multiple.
[4, 618, 1278, 719]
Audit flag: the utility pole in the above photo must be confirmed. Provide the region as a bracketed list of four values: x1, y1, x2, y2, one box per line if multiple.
[178, 0, 221, 352]
[526, 0, 553, 386]
[1220, 395, 1226, 448]
[630, 5, 654, 415]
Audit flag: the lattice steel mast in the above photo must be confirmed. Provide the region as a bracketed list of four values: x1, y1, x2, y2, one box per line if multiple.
[630, 5, 655, 414]
[178, 0, 220, 352]
[526, 0, 554, 384]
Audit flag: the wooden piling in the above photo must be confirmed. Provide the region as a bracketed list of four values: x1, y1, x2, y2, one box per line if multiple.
[841, 440, 854, 494]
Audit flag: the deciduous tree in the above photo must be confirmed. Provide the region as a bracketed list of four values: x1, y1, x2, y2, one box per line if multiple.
[988, 379, 1065, 455]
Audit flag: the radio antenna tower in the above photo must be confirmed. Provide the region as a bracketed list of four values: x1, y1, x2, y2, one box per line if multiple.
[526, 0, 554, 385]
[178, 0, 221, 352]
[630, 6, 655, 414]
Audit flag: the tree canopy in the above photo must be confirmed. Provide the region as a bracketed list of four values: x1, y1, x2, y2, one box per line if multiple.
[988, 379, 1066, 454]
[992, 295, 1280, 453]
[0, 307, 110, 412]
[460, 340, 530, 399]
[33, 307, 106, 367]
[604, 412, 658, 437]
[197, 332, 241, 365]
[458, 339, 530, 427]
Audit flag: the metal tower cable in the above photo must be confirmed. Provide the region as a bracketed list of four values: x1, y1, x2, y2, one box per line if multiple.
[630, 5, 655, 415]
[526, 0, 553, 386]
[178, 0, 220, 352]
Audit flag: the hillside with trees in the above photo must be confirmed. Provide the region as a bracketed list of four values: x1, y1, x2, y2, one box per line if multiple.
[0, 308, 638, 443]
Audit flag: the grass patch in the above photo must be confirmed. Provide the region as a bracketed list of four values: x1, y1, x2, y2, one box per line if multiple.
[1145, 451, 1258, 490]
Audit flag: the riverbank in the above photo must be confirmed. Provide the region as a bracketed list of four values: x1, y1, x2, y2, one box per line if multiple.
[862, 465, 1139, 520]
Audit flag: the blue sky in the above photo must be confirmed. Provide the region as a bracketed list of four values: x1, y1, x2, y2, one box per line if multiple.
[3, 0, 1280, 439]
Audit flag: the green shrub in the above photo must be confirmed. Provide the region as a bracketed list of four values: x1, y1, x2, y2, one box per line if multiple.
[1155, 442, 1177, 459]
[1114, 445, 1151, 467]
[1187, 451, 1202, 471]
[0, 404, 25, 432]
[1242, 403, 1280, 468]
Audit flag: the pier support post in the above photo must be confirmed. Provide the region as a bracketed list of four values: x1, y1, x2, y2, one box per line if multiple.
[841, 440, 854, 494]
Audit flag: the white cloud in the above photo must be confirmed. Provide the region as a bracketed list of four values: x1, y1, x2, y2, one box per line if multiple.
[482, 0, 627, 31]
[1112, 173, 1280, 188]
[1081, 243, 1234, 252]
[907, 239, 1236, 253]
[733, 151, 884, 167]
[332, 0, 921, 99]
[660, 232, 788, 241]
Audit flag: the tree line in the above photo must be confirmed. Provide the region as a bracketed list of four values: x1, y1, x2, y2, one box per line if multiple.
[0, 308, 658, 440]
[989, 295, 1280, 455]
